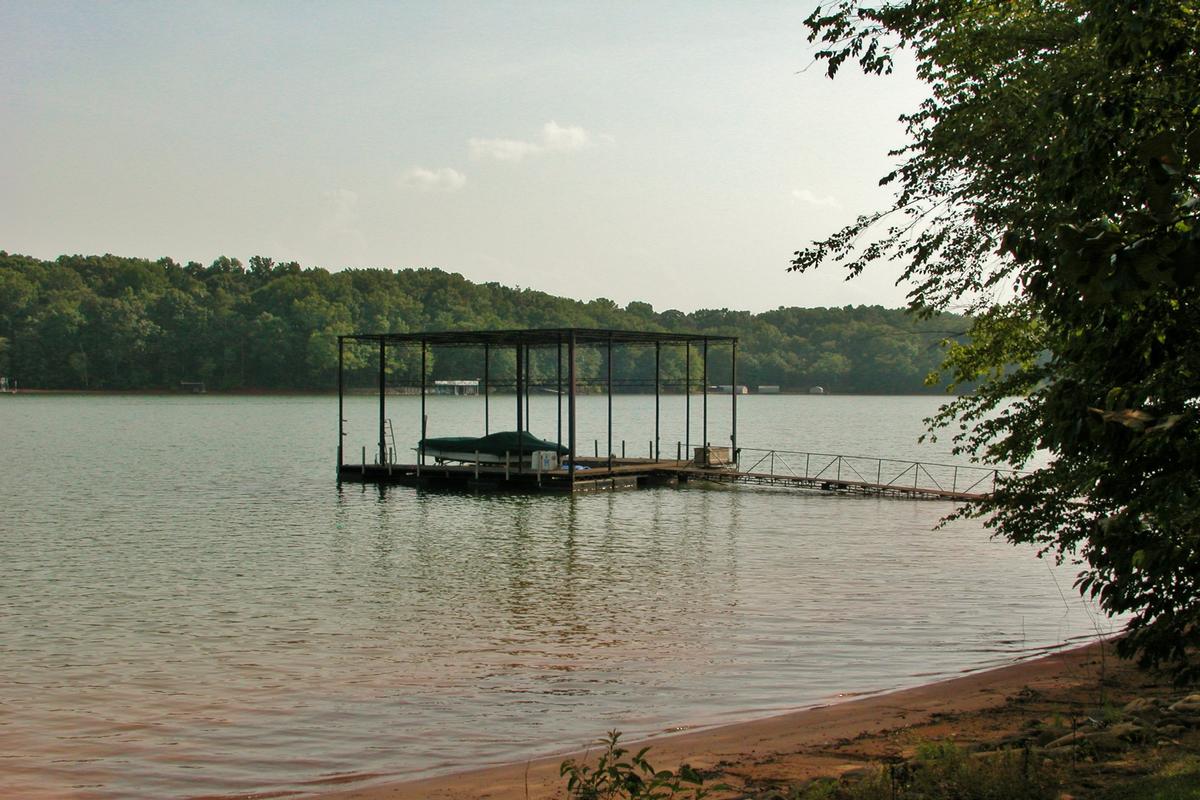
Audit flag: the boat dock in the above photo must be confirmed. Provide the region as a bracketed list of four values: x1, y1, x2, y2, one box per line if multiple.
[338, 448, 1009, 501]
[336, 327, 1011, 501]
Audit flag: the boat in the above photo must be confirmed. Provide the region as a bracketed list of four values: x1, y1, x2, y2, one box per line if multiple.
[418, 431, 568, 465]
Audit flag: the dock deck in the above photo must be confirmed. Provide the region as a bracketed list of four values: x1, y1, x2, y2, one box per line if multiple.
[338, 453, 999, 501]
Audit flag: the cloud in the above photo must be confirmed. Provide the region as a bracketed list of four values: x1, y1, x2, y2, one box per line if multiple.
[541, 121, 592, 151]
[791, 188, 841, 208]
[792, 188, 840, 208]
[470, 121, 609, 162]
[399, 166, 467, 192]
[468, 138, 542, 162]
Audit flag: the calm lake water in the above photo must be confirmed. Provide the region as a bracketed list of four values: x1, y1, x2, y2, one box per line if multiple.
[0, 394, 1115, 799]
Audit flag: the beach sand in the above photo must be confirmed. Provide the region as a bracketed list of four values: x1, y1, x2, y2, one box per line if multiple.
[313, 640, 1131, 800]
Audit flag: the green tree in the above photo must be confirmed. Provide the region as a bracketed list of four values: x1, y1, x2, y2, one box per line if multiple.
[796, 1, 1200, 676]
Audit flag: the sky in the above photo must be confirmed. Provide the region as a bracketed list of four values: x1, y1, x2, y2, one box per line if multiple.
[0, 1, 930, 313]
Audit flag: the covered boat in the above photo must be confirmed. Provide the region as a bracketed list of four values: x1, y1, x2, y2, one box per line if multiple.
[418, 431, 569, 465]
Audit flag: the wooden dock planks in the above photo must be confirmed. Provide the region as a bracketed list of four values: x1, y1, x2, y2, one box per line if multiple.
[338, 458, 983, 500]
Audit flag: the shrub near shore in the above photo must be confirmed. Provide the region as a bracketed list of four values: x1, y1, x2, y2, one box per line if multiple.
[562, 664, 1200, 800]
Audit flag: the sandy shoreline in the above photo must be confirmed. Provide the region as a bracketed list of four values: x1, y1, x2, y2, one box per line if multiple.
[308, 640, 1115, 800]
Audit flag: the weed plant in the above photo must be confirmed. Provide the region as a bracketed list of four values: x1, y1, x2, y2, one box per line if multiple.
[560, 731, 720, 800]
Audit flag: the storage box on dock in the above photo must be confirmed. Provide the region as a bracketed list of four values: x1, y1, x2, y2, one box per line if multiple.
[531, 451, 559, 471]
[694, 446, 732, 468]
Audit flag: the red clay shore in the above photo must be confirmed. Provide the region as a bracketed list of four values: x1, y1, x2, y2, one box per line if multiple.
[310, 641, 1122, 800]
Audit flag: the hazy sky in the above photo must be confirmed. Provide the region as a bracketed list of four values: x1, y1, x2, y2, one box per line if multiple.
[1, 2, 928, 313]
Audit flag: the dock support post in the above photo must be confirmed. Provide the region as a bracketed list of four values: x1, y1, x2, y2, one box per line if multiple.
[654, 341, 660, 461]
[420, 342, 427, 465]
[556, 336, 563, 451]
[702, 337, 708, 454]
[516, 344, 523, 432]
[378, 338, 387, 465]
[516, 344, 524, 473]
[484, 343, 490, 435]
[337, 335, 344, 470]
[607, 334, 613, 471]
[685, 342, 691, 460]
[731, 340, 737, 466]
[568, 331, 577, 492]
[524, 343, 531, 435]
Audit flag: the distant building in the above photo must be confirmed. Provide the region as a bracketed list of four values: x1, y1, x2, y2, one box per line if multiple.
[433, 380, 480, 396]
[809, 386, 826, 395]
[757, 385, 780, 394]
[712, 384, 749, 394]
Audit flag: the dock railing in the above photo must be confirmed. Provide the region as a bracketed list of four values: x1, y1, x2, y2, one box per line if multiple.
[736, 447, 1020, 496]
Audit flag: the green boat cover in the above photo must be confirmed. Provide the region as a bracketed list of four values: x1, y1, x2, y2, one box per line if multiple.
[419, 430, 569, 457]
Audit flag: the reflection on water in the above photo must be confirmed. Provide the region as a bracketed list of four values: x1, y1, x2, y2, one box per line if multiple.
[0, 395, 1113, 799]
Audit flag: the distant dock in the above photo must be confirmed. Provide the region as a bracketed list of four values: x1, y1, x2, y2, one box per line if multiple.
[338, 447, 1006, 500]
[336, 327, 1009, 499]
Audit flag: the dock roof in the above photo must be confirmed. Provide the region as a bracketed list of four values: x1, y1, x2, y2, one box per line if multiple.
[341, 328, 736, 347]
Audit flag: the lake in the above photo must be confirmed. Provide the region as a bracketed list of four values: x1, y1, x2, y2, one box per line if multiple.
[0, 394, 1115, 798]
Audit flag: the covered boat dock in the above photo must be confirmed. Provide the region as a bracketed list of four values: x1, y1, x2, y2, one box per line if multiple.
[336, 327, 739, 493]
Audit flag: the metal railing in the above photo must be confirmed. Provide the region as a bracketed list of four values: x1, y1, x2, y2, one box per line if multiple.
[736, 447, 1020, 496]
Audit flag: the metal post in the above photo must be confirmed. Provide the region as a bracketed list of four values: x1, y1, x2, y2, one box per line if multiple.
[420, 342, 427, 465]
[702, 337, 708, 451]
[337, 335, 344, 469]
[378, 338, 387, 465]
[516, 344, 524, 473]
[568, 331, 577, 491]
[524, 343, 531, 434]
[606, 335, 613, 470]
[557, 336, 563, 450]
[685, 341, 691, 459]
[654, 341, 660, 461]
[516, 344, 523, 432]
[484, 343, 490, 435]
[730, 340, 737, 466]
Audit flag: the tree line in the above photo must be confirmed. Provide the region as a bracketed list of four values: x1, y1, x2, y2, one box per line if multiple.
[0, 251, 966, 393]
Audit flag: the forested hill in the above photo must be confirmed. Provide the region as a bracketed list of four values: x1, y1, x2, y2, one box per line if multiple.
[0, 252, 967, 393]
